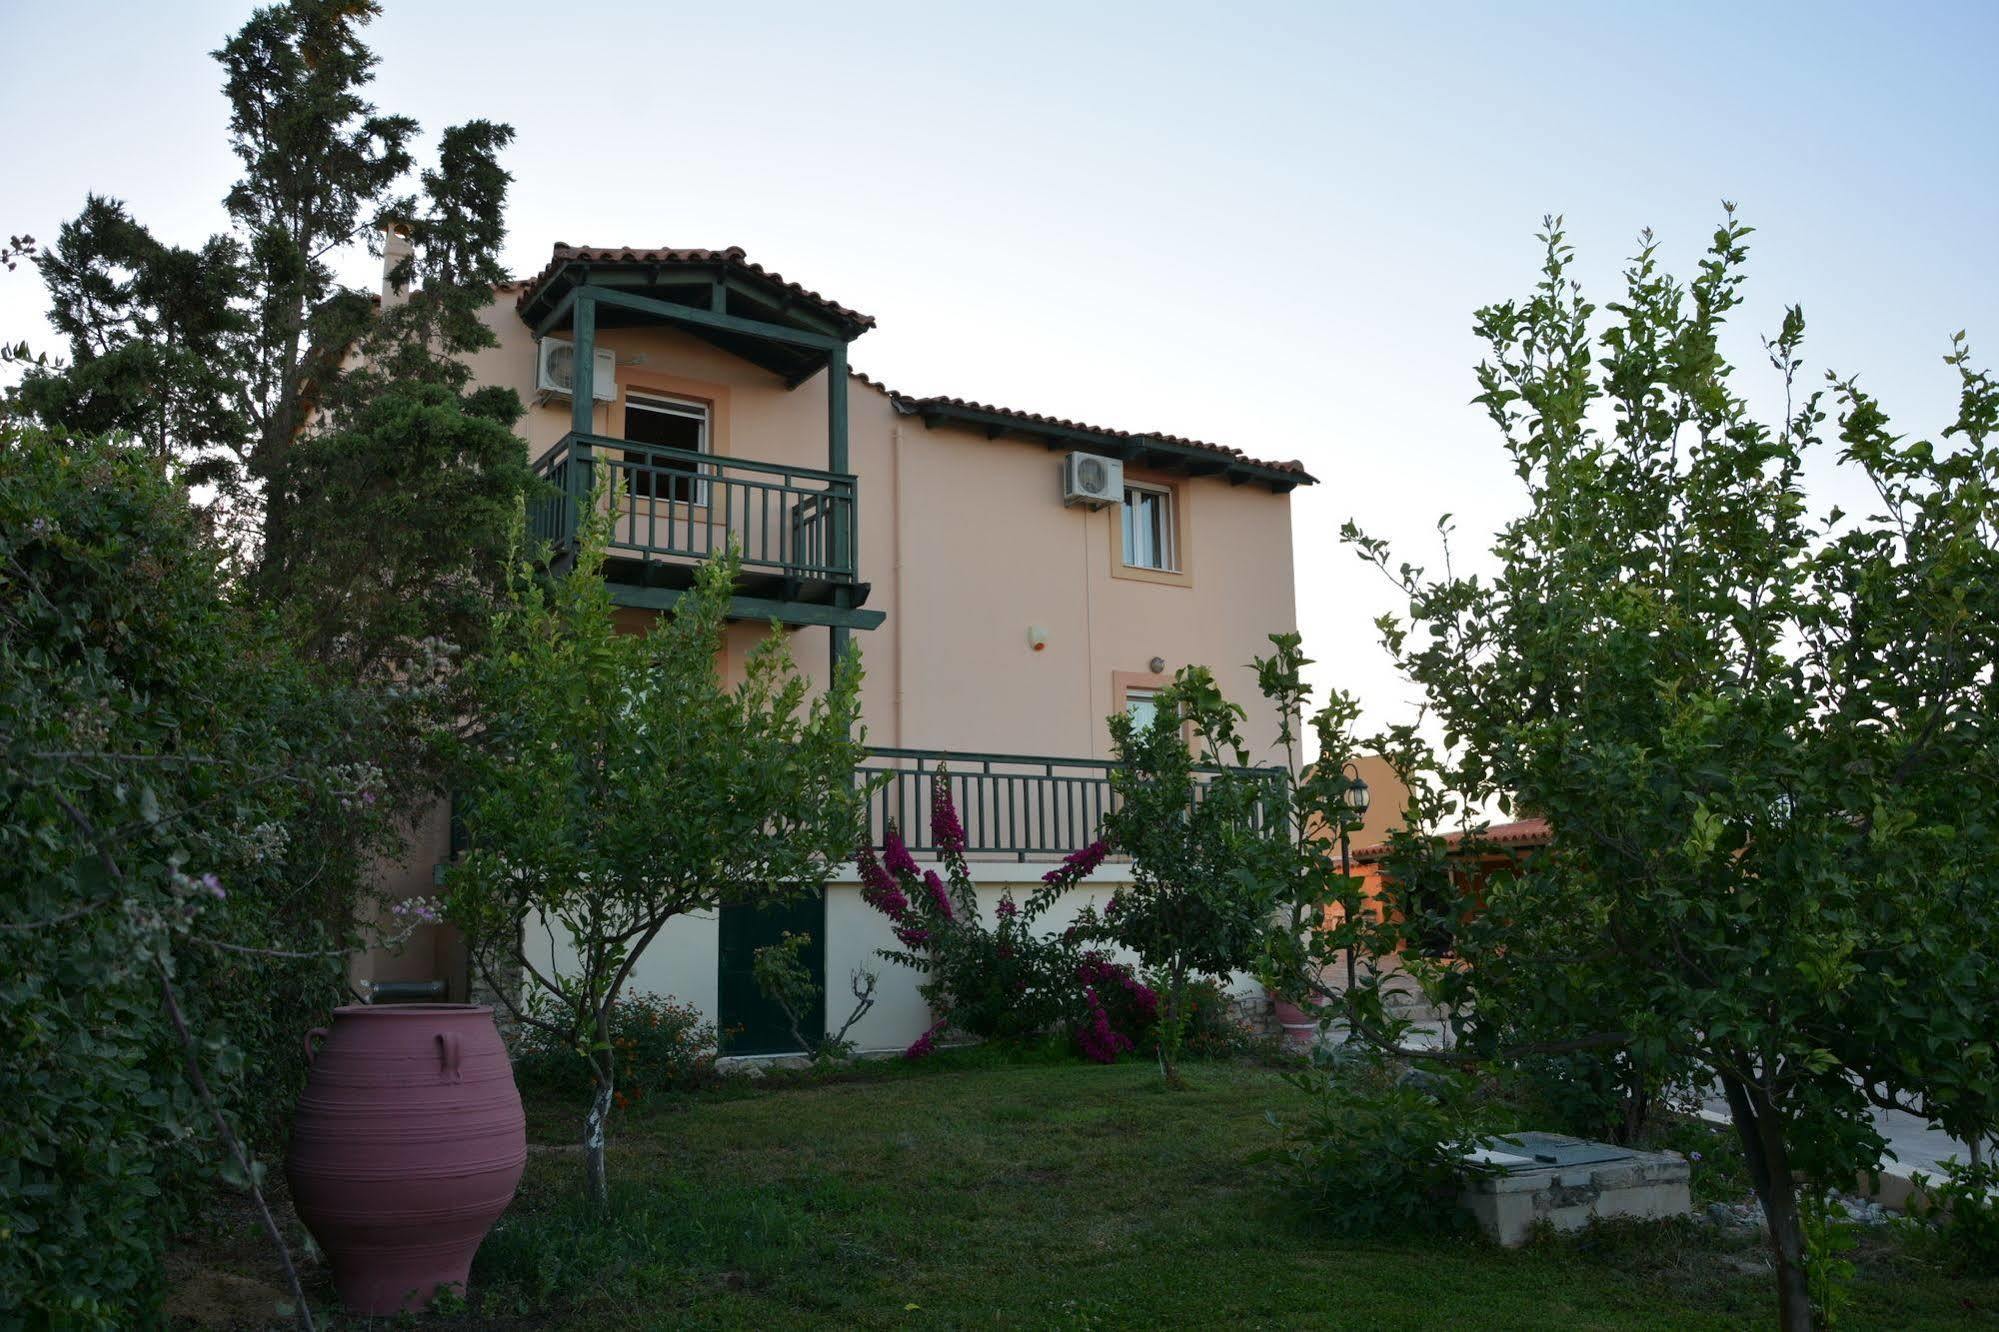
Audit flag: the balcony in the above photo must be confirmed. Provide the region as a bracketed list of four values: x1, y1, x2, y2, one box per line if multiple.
[528, 431, 880, 629]
[860, 746, 1289, 863]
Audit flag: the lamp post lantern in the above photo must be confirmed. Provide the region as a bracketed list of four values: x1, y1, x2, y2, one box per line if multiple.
[1337, 761, 1370, 1014]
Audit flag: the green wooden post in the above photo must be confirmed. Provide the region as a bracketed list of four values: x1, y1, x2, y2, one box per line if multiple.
[571, 286, 598, 438]
[827, 341, 850, 678]
[569, 287, 598, 550]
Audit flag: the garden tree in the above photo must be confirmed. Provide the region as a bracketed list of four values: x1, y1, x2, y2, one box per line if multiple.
[0, 426, 428, 1329]
[13, 0, 528, 665]
[444, 514, 868, 1211]
[1056, 667, 1289, 1088]
[1316, 211, 1999, 1331]
[267, 116, 532, 676]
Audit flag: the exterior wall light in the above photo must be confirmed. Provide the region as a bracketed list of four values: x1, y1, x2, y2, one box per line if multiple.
[1148, 656, 1167, 675]
[1027, 625, 1049, 652]
[1341, 762, 1371, 815]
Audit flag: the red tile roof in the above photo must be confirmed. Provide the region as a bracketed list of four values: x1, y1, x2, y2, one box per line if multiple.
[1353, 817, 1552, 863]
[898, 392, 1313, 481]
[513, 244, 875, 330]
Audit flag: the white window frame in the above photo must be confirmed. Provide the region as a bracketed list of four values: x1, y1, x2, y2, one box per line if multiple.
[1124, 687, 1164, 733]
[623, 391, 711, 506]
[1121, 481, 1179, 572]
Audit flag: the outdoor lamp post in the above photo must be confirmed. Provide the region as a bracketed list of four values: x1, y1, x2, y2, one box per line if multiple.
[1337, 763, 1370, 1006]
[1338, 761, 1370, 879]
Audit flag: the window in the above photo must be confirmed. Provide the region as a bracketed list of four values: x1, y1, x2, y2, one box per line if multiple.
[622, 393, 709, 503]
[1124, 687, 1164, 732]
[1121, 482, 1178, 572]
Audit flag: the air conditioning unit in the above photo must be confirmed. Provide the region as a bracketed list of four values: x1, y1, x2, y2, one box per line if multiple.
[534, 337, 618, 404]
[1061, 450, 1124, 508]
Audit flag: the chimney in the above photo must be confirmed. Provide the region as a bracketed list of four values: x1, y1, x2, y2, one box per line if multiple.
[381, 223, 414, 308]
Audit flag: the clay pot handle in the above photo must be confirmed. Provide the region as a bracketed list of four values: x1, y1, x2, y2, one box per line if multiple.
[437, 1031, 463, 1082]
[303, 1027, 329, 1066]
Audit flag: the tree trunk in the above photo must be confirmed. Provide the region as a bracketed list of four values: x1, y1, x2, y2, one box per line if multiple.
[1720, 1072, 1814, 1331]
[583, 1009, 614, 1213]
[1159, 963, 1188, 1090]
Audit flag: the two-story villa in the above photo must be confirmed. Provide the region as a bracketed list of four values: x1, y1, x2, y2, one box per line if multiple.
[364, 239, 1314, 1053]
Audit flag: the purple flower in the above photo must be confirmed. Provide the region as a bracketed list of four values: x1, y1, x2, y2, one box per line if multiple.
[1074, 986, 1134, 1064]
[883, 827, 920, 880]
[931, 783, 967, 857]
[894, 925, 933, 949]
[1042, 839, 1110, 887]
[904, 1019, 946, 1060]
[858, 846, 910, 920]
[200, 873, 226, 900]
[995, 893, 1018, 920]
[922, 870, 955, 921]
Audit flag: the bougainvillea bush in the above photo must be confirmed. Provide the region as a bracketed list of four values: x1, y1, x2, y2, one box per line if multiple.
[861, 774, 1153, 1062]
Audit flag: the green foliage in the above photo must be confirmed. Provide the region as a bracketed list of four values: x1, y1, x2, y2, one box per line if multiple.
[1061, 667, 1288, 1085]
[0, 427, 407, 1325]
[1257, 1053, 1499, 1237]
[1797, 1190, 1859, 1327]
[513, 992, 721, 1103]
[752, 931, 877, 1061]
[1330, 209, 1999, 1330]
[12, 1, 526, 678]
[1177, 976, 1265, 1060]
[444, 507, 867, 1207]
[1906, 1158, 1999, 1274]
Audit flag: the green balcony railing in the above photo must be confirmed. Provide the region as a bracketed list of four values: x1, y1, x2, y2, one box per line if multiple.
[529, 431, 859, 585]
[860, 746, 1288, 863]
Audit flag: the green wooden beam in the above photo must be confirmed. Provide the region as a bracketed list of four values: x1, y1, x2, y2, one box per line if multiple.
[533, 287, 578, 339]
[571, 290, 597, 438]
[608, 583, 885, 631]
[583, 284, 843, 351]
[721, 274, 844, 336]
[826, 340, 853, 682]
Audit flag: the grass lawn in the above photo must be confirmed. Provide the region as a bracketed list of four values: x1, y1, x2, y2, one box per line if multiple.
[431, 1054, 1995, 1331]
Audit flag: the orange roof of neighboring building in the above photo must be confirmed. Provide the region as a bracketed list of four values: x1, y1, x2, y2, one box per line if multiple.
[1353, 817, 1552, 863]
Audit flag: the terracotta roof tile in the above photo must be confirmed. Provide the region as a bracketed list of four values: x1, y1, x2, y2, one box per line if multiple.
[899, 392, 1313, 481]
[1353, 817, 1552, 863]
[513, 244, 874, 329]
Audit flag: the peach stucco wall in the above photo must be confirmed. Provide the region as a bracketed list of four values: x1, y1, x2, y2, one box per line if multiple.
[466, 297, 1301, 767]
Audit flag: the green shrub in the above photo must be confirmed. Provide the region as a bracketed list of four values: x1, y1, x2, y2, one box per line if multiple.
[1907, 1157, 1999, 1274]
[2, 427, 401, 1325]
[1256, 1052, 1499, 1236]
[513, 992, 721, 1104]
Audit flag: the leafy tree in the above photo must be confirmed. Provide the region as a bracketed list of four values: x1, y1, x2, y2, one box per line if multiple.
[1, 426, 424, 1328]
[444, 514, 868, 1211]
[1056, 667, 1287, 1087]
[13, 1, 526, 675]
[1328, 211, 1999, 1330]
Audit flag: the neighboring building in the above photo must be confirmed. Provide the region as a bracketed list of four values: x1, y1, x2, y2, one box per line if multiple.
[361, 242, 1315, 1052]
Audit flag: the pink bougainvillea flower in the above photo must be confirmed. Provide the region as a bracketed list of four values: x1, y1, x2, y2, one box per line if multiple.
[922, 869, 954, 921]
[883, 827, 921, 880]
[858, 845, 910, 920]
[930, 782, 967, 857]
[904, 1019, 946, 1060]
[1041, 839, 1110, 887]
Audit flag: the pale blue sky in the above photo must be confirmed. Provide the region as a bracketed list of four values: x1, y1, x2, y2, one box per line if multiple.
[4, 1, 1995, 752]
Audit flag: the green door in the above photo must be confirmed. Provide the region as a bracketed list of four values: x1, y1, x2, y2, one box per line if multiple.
[717, 891, 826, 1055]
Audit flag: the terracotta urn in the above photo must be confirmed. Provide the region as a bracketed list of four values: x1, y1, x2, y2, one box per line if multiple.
[288, 1004, 526, 1314]
[1268, 991, 1322, 1053]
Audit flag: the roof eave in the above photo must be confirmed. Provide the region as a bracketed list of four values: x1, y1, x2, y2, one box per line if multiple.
[900, 397, 1313, 492]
